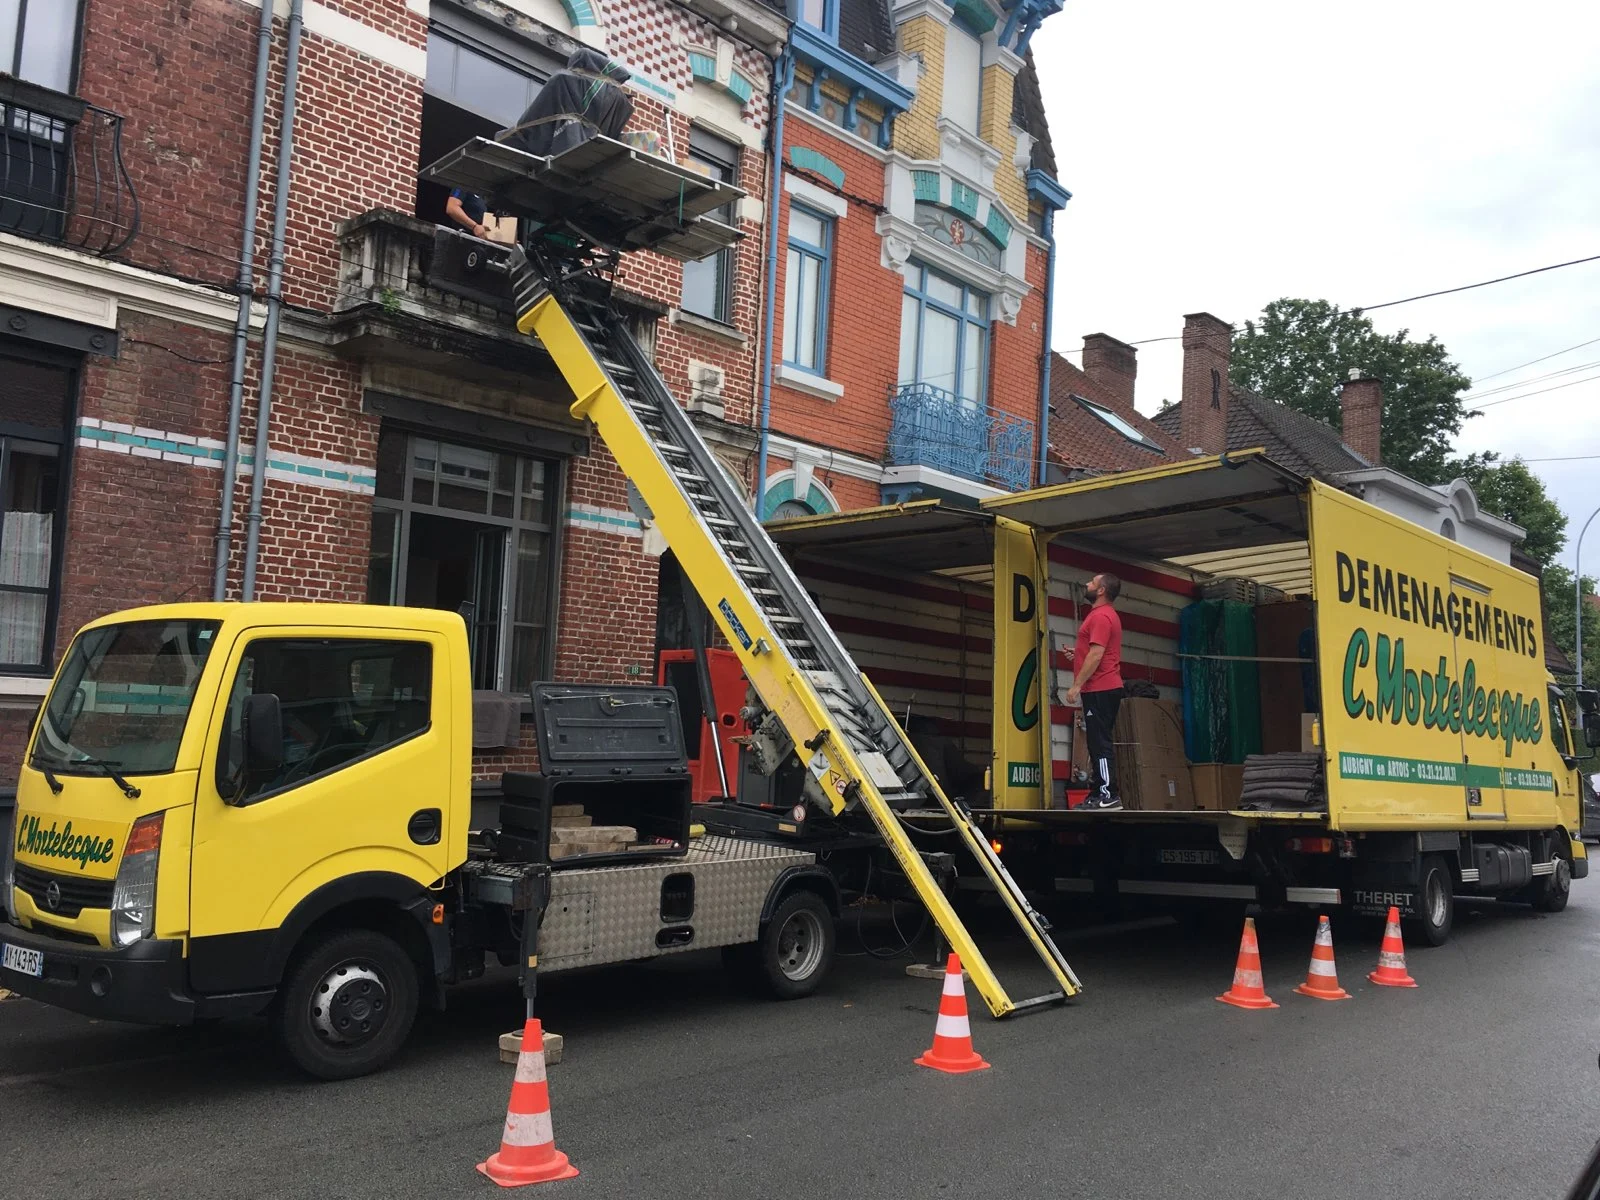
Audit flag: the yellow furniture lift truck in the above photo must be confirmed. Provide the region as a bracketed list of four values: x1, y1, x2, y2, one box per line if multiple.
[0, 136, 1077, 1080]
[0, 606, 864, 1079]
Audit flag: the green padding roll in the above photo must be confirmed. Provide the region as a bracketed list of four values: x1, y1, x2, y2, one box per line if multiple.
[1180, 599, 1262, 764]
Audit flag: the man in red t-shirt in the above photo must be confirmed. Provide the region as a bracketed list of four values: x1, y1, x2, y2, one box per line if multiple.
[1066, 572, 1125, 810]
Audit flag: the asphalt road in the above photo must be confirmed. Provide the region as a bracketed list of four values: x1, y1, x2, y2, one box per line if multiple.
[3, 893, 1599, 1200]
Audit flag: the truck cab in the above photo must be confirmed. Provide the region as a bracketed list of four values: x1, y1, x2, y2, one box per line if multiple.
[2, 603, 472, 1074]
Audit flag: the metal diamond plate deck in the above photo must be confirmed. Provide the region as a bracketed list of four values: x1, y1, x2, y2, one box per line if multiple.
[540, 835, 814, 971]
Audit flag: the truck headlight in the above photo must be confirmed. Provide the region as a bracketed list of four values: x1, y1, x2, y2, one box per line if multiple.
[110, 812, 164, 947]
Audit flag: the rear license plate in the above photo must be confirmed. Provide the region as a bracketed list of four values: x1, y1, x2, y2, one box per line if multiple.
[1158, 848, 1220, 865]
[2, 942, 43, 978]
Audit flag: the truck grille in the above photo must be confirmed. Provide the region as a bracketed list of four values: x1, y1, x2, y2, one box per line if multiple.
[14, 864, 115, 919]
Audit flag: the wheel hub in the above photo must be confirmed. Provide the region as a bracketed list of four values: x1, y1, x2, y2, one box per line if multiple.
[776, 910, 824, 981]
[311, 963, 389, 1046]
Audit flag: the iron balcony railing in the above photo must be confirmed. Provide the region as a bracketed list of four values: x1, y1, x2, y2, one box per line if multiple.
[0, 75, 140, 256]
[886, 381, 1034, 492]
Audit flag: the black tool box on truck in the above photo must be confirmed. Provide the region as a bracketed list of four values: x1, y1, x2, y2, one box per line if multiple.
[498, 684, 693, 868]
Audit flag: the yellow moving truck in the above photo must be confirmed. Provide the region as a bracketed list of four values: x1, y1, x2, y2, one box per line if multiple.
[768, 452, 1598, 944]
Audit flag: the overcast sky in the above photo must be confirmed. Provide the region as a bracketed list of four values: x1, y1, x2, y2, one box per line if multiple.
[1031, 0, 1600, 574]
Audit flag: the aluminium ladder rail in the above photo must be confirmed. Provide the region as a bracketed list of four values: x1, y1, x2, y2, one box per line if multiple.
[510, 252, 1079, 1016]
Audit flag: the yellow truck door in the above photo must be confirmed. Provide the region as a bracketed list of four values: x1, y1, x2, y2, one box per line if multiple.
[189, 626, 457, 955]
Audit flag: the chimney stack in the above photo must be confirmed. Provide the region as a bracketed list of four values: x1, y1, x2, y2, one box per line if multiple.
[1081, 333, 1138, 410]
[1340, 369, 1382, 464]
[1180, 312, 1232, 454]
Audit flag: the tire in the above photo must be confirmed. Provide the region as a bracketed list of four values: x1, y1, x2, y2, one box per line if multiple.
[1404, 855, 1454, 947]
[754, 890, 835, 1001]
[272, 928, 420, 1081]
[1531, 855, 1572, 913]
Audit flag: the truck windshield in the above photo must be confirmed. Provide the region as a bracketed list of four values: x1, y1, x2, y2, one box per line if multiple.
[31, 619, 221, 776]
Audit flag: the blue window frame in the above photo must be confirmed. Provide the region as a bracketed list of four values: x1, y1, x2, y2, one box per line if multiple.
[782, 204, 832, 374]
[898, 261, 989, 406]
[793, 0, 838, 40]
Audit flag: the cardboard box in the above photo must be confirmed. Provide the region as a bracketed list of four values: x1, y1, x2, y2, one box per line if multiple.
[1124, 765, 1195, 811]
[481, 213, 519, 245]
[1301, 713, 1321, 753]
[1113, 698, 1187, 766]
[1191, 763, 1246, 811]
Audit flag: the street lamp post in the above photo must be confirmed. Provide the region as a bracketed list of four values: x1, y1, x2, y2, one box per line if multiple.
[1577, 504, 1600, 726]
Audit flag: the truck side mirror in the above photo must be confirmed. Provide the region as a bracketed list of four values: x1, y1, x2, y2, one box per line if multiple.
[1579, 689, 1600, 749]
[243, 693, 284, 774]
[1586, 722, 1600, 751]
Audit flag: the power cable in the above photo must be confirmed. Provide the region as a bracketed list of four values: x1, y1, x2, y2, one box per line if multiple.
[1467, 371, 1600, 411]
[1470, 334, 1600, 384]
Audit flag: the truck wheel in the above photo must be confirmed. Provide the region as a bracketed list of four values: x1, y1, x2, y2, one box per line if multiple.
[272, 929, 419, 1081]
[1404, 855, 1454, 947]
[1531, 856, 1572, 913]
[757, 891, 835, 1001]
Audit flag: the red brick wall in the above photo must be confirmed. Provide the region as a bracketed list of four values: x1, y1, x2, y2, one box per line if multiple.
[988, 242, 1047, 437]
[1180, 312, 1233, 455]
[768, 119, 900, 465]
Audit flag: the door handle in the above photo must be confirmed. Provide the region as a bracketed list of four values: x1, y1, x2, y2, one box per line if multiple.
[408, 808, 442, 846]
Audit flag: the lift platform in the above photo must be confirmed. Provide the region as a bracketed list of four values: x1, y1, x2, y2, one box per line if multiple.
[422, 134, 1079, 1016]
[422, 134, 742, 261]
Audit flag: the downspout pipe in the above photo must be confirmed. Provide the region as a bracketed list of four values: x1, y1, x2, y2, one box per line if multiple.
[212, 0, 277, 600]
[241, 0, 306, 601]
[754, 51, 794, 518]
[1036, 204, 1057, 486]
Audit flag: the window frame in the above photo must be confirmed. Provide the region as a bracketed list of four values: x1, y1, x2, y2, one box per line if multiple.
[3, 0, 85, 94]
[0, 340, 77, 676]
[899, 260, 990, 407]
[1072, 394, 1166, 453]
[369, 427, 562, 693]
[214, 636, 436, 807]
[792, 0, 839, 38]
[781, 202, 833, 375]
[680, 128, 740, 325]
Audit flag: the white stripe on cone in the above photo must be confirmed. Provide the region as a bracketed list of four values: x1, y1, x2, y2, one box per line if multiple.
[934, 1013, 971, 1039]
[1308, 957, 1337, 977]
[514, 1049, 548, 1085]
[1378, 949, 1407, 968]
[941, 971, 965, 998]
[502, 1108, 555, 1148]
[1233, 968, 1264, 988]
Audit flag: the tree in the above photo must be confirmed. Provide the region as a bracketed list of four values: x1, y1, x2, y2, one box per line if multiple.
[1455, 457, 1568, 567]
[1230, 298, 1475, 484]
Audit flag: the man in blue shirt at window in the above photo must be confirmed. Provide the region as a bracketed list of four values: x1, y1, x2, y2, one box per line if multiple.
[446, 187, 488, 238]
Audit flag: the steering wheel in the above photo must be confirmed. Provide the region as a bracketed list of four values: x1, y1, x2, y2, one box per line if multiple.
[278, 741, 362, 786]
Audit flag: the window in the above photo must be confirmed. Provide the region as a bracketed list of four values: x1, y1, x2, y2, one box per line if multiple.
[782, 204, 832, 373]
[369, 428, 558, 692]
[1073, 395, 1165, 452]
[2, 0, 82, 92]
[0, 347, 72, 672]
[1550, 686, 1574, 760]
[216, 638, 433, 804]
[941, 22, 983, 135]
[898, 261, 989, 406]
[33, 619, 220, 777]
[1440, 517, 1458, 542]
[680, 129, 739, 324]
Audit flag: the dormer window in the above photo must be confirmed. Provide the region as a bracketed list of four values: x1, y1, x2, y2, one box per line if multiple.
[794, 0, 838, 39]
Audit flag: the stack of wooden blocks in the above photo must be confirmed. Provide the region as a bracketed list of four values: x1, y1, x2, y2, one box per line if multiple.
[548, 803, 639, 859]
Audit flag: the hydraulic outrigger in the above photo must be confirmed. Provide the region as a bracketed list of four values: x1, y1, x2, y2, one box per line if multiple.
[424, 131, 1079, 1015]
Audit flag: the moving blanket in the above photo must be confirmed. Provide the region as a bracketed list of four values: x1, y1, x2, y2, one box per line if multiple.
[502, 49, 635, 159]
[1179, 599, 1263, 764]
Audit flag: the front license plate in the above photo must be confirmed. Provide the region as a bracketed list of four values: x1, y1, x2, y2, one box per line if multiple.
[2, 942, 43, 978]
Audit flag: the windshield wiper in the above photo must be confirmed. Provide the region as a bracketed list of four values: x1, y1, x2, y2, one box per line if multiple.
[70, 757, 142, 799]
[40, 766, 63, 795]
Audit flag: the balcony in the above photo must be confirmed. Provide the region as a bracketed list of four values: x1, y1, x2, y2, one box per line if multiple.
[886, 382, 1035, 495]
[0, 76, 139, 256]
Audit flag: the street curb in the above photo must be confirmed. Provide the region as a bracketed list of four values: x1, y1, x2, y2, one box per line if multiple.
[499, 1028, 564, 1065]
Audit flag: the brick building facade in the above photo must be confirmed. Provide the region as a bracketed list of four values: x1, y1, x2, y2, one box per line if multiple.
[0, 0, 784, 779]
[757, 0, 1070, 518]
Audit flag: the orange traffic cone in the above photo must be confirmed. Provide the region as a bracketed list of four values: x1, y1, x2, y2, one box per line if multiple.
[915, 953, 990, 1073]
[1367, 906, 1418, 988]
[1293, 915, 1351, 1000]
[477, 1018, 579, 1188]
[1216, 916, 1278, 1009]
